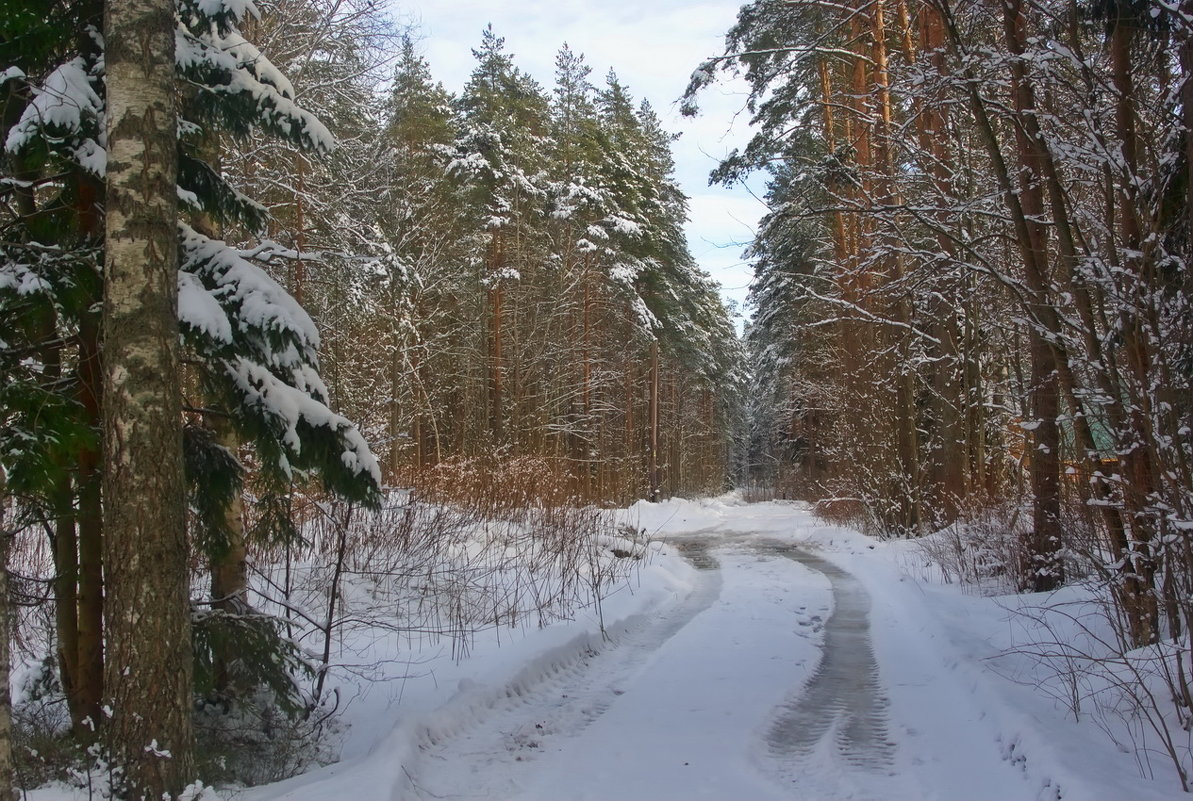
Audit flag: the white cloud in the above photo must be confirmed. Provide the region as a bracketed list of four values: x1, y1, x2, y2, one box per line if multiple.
[685, 190, 764, 324]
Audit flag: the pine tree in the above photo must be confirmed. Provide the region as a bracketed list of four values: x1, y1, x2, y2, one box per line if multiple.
[683, 0, 980, 531]
[688, 1, 1193, 647]
[452, 26, 551, 451]
[376, 35, 466, 477]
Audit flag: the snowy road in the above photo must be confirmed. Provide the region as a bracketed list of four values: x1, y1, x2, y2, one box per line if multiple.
[762, 544, 895, 784]
[410, 532, 932, 800]
[241, 499, 1186, 801]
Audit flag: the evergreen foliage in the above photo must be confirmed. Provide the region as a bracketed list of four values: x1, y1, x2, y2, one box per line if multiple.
[367, 29, 741, 499]
[1, 0, 380, 753]
[1, 6, 743, 790]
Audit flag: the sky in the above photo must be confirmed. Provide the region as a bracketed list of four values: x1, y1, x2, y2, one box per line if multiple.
[391, 1, 768, 328]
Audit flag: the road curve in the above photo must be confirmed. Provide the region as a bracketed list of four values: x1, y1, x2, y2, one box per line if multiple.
[760, 541, 896, 773]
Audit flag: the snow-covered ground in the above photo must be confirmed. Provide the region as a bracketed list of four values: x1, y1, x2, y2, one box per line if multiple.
[30, 496, 1193, 799]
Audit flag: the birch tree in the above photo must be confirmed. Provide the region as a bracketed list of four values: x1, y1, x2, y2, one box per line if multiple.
[102, 0, 193, 793]
[2, 0, 383, 751]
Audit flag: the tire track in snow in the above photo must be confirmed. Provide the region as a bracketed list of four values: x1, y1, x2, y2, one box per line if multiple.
[760, 542, 897, 779]
[408, 539, 723, 800]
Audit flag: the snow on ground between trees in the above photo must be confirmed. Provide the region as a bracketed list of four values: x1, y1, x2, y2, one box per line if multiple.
[28, 496, 1189, 800]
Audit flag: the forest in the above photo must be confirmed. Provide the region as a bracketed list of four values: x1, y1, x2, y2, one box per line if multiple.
[2, 0, 1193, 798]
[700, 0, 1193, 642]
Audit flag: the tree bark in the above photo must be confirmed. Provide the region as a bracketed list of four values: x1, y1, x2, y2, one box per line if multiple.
[1002, 0, 1063, 591]
[916, 2, 966, 523]
[648, 341, 660, 502]
[1109, 5, 1160, 644]
[210, 418, 249, 697]
[39, 318, 82, 731]
[489, 233, 506, 446]
[51, 473, 80, 727]
[0, 467, 14, 801]
[102, 0, 195, 796]
[75, 314, 104, 732]
[870, 0, 920, 534]
[934, 0, 1063, 586]
[389, 327, 403, 481]
[1183, 3, 1193, 246]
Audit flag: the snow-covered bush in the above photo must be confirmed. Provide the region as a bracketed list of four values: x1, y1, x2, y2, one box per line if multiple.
[915, 503, 1028, 591]
[252, 488, 641, 656]
[1007, 591, 1193, 792]
[193, 684, 339, 788]
[175, 485, 644, 784]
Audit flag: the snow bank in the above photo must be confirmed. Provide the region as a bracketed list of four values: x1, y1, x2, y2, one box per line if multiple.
[241, 543, 695, 801]
[789, 508, 1186, 801]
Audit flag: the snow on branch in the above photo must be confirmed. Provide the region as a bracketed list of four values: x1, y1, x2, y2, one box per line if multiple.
[227, 357, 381, 486]
[195, 0, 260, 24]
[4, 57, 106, 176]
[798, 284, 942, 346]
[178, 224, 381, 497]
[0, 261, 53, 297]
[175, 20, 336, 155]
[179, 223, 324, 381]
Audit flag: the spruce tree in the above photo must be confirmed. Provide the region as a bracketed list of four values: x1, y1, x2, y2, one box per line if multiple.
[1, 0, 381, 748]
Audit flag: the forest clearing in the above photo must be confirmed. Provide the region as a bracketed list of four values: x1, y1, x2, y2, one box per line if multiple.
[4, 0, 1193, 798]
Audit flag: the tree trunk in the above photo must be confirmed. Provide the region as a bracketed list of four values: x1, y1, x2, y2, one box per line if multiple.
[962, 285, 987, 496]
[102, 0, 194, 795]
[412, 348, 425, 471]
[293, 155, 306, 306]
[937, 0, 1064, 586]
[39, 318, 82, 731]
[75, 314, 104, 732]
[648, 341, 660, 502]
[0, 467, 14, 801]
[210, 418, 249, 697]
[816, 54, 849, 271]
[50, 473, 80, 728]
[917, 2, 966, 524]
[1109, 5, 1160, 644]
[388, 327, 403, 481]
[1183, 5, 1193, 245]
[870, 0, 920, 535]
[491, 284, 505, 444]
[669, 375, 681, 496]
[1003, 0, 1063, 591]
[489, 233, 506, 446]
